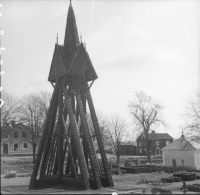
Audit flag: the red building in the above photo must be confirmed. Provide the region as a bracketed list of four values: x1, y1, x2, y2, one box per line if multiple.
[136, 130, 173, 155]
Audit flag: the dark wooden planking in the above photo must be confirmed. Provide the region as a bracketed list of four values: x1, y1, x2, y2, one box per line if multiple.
[76, 92, 102, 189]
[68, 44, 97, 81]
[64, 3, 80, 49]
[84, 82, 114, 187]
[63, 86, 90, 190]
[29, 80, 59, 189]
[48, 45, 67, 82]
[58, 84, 64, 177]
[61, 115, 78, 179]
[49, 135, 58, 175]
[46, 124, 59, 175]
[53, 149, 58, 175]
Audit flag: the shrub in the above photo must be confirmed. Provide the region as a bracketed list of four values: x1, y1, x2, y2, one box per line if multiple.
[17, 173, 31, 177]
[151, 188, 172, 194]
[173, 176, 182, 182]
[4, 171, 17, 178]
[196, 175, 200, 179]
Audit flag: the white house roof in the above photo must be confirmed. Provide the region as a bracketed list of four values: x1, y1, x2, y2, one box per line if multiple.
[161, 135, 200, 151]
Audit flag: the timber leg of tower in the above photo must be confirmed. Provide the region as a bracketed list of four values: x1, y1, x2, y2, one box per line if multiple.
[29, 80, 60, 189]
[76, 92, 102, 189]
[57, 84, 64, 177]
[84, 82, 114, 187]
[63, 87, 91, 190]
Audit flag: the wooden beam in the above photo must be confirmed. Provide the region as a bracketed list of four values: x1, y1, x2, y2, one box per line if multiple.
[49, 134, 58, 175]
[53, 149, 58, 175]
[76, 91, 102, 189]
[39, 90, 59, 178]
[63, 86, 90, 189]
[61, 115, 78, 179]
[58, 84, 64, 177]
[46, 124, 59, 175]
[84, 82, 114, 187]
[29, 79, 59, 189]
[51, 82, 55, 88]
[82, 134, 88, 168]
[89, 80, 94, 90]
[65, 153, 71, 175]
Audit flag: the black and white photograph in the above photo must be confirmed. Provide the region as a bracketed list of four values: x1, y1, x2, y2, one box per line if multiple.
[1, 0, 200, 194]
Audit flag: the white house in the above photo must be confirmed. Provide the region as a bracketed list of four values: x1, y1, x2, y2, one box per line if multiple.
[161, 134, 200, 170]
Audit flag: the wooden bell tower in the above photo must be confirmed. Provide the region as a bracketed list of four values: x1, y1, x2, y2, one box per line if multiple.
[29, 0, 114, 190]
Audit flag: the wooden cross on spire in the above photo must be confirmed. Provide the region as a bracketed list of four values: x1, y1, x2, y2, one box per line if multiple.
[29, 0, 114, 191]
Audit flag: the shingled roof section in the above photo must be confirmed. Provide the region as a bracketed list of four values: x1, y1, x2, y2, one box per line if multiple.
[162, 136, 200, 151]
[48, 2, 98, 82]
[149, 133, 173, 140]
[67, 43, 98, 81]
[48, 44, 67, 82]
[137, 132, 173, 141]
[64, 1, 80, 49]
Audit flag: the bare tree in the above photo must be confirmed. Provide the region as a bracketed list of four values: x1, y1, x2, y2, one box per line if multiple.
[1, 90, 21, 125]
[182, 93, 200, 136]
[86, 112, 110, 151]
[20, 91, 51, 163]
[128, 91, 166, 163]
[107, 114, 128, 174]
[1, 91, 21, 148]
[35, 91, 52, 129]
[98, 116, 110, 147]
[1, 126, 11, 146]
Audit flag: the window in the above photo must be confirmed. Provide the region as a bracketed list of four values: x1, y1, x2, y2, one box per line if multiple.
[18, 125, 22, 130]
[23, 143, 27, 150]
[156, 147, 160, 154]
[139, 148, 142, 153]
[14, 144, 18, 151]
[166, 140, 170, 145]
[22, 131, 27, 138]
[13, 131, 18, 138]
[156, 141, 159, 146]
[4, 134, 9, 138]
[139, 142, 142, 147]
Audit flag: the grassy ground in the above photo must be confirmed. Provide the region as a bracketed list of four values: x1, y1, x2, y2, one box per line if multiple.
[1, 155, 33, 161]
[1, 172, 200, 194]
[1, 164, 34, 174]
[1, 155, 199, 194]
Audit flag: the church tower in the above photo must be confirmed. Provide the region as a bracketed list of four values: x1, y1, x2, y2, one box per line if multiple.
[29, 0, 114, 190]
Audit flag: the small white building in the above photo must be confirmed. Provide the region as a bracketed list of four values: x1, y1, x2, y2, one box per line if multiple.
[161, 134, 200, 170]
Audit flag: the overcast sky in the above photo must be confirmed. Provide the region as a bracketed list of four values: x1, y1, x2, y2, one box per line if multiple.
[2, 0, 200, 139]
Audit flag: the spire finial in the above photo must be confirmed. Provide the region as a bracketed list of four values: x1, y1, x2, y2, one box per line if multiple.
[84, 40, 86, 48]
[56, 33, 58, 44]
[70, 0, 72, 5]
[181, 131, 184, 138]
[80, 33, 82, 43]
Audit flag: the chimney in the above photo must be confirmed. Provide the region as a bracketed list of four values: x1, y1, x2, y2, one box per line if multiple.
[6, 123, 9, 127]
[152, 130, 155, 134]
[11, 120, 15, 128]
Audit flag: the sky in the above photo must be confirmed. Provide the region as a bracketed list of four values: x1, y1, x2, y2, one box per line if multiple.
[1, 0, 200, 139]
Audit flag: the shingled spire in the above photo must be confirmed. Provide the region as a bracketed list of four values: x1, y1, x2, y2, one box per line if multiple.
[64, 1, 80, 49]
